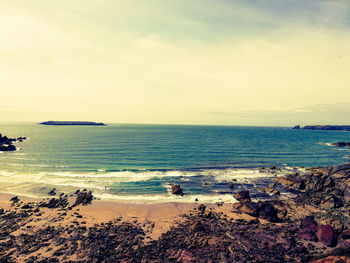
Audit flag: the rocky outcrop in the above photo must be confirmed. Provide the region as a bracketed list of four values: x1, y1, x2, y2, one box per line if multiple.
[233, 190, 279, 222]
[0, 133, 26, 151]
[73, 190, 93, 206]
[298, 125, 350, 131]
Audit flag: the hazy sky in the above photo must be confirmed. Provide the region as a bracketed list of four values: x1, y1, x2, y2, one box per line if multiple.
[1, 0, 350, 125]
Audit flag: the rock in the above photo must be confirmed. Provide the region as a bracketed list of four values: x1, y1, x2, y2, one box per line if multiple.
[190, 221, 204, 232]
[257, 202, 278, 222]
[274, 177, 296, 187]
[300, 216, 317, 230]
[48, 188, 56, 196]
[259, 187, 280, 195]
[269, 182, 276, 188]
[21, 204, 32, 209]
[10, 196, 19, 203]
[293, 125, 300, 129]
[316, 225, 335, 247]
[0, 208, 4, 215]
[0, 144, 16, 151]
[331, 142, 350, 147]
[341, 229, 350, 239]
[234, 190, 251, 203]
[74, 191, 93, 206]
[298, 229, 318, 242]
[197, 204, 206, 212]
[171, 185, 183, 195]
[178, 250, 194, 263]
[40, 197, 69, 208]
[240, 203, 258, 216]
[332, 196, 344, 208]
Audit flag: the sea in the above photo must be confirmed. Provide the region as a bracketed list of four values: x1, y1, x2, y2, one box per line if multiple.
[1, 123, 350, 204]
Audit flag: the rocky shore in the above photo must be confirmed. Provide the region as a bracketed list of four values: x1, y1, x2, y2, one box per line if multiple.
[1, 164, 350, 262]
[0, 134, 26, 151]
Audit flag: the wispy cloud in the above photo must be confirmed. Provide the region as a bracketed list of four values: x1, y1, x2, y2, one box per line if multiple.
[1, 0, 350, 124]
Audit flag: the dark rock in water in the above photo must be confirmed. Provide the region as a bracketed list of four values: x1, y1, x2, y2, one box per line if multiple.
[48, 188, 56, 196]
[234, 190, 251, 203]
[0, 133, 25, 151]
[74, 190, 93, 206]
[331, 142, 350, 147]
[10, 196, 19, 203]
[316, 225, 336, 247]
[293, 125, 300, 129]
[171, 185, 183, 195]
[0, 144, 16, 151]
[0, 208, 4, 215]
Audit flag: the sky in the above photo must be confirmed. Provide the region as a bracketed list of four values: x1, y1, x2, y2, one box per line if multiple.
[1, 0, 350, 126]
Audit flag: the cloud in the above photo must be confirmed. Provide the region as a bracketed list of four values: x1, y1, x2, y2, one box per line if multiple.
[1, 0, 350, 125]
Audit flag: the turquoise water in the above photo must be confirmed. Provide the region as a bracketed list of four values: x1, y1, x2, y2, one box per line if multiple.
[0, 123, 349, 203]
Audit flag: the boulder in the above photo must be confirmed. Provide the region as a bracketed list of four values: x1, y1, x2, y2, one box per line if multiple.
[240, 203, 258, 216]
[316, 225, 336, 247]
[300, 216, 317, 230]
[171, 185, 183, 195]
[234, 190, 251, 203]
[257, 202, 278, 222]
[10, 196, 19, 203]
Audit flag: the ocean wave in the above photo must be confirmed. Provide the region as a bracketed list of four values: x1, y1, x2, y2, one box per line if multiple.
[0, 166, 300, 203]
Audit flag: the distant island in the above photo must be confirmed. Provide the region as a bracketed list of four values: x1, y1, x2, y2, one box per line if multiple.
[293, 125, 350, 131]
[39, 121, 107, 126]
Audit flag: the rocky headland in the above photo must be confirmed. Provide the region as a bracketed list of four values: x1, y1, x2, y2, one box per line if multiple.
[293, 125, 350, 132]
[39, 121, 106, 126]
[0, 133, 26, 151]
[2, 164, 350, 262]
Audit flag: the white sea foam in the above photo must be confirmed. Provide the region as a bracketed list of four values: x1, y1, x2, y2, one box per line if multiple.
[0, 167, 302, 203]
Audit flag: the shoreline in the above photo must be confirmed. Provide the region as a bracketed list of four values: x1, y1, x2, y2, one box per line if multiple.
[1, 164, 350, 262]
